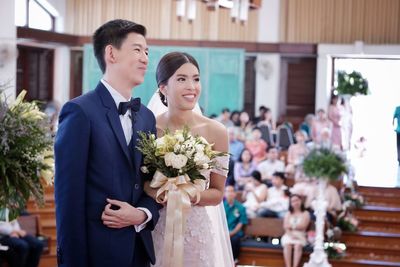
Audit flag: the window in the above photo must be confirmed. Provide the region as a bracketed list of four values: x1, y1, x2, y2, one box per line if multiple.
[15, 0, 58, 31]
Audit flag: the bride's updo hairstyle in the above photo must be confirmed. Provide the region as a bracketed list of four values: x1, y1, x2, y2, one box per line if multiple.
[156, 52, 200, 106]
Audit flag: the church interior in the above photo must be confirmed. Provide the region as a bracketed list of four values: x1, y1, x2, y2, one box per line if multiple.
[1, 0, 400, 266]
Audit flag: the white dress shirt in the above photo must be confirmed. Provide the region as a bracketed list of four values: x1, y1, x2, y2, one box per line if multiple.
[101, 79, 152, 232]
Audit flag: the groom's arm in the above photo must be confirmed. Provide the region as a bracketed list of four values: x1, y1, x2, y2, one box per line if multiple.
[136, 120, 161, 231]
[136, 194, 162, 231]
[55, 102, 89, 267]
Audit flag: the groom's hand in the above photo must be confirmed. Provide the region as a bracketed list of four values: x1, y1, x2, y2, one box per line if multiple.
[101, 198, 147, 228]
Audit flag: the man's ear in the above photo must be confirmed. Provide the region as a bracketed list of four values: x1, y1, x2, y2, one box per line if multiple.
[104, 45, 116, 65]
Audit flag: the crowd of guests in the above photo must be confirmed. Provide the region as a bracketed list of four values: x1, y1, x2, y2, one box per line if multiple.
[220, 99, 352, 266]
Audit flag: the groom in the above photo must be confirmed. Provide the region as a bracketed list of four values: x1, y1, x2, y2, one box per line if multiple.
[54, 19, 160, 267]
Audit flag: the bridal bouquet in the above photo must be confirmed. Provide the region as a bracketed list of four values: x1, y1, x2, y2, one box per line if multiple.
[137, 126, 227, 203]
[0, 89, 54, 221]
[137, 126, 227, 267]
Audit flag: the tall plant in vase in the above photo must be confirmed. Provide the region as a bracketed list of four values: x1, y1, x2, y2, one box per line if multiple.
[0, 88, 54, 221]
[335, 70, 369, 97]
[302, 148, 347, 267]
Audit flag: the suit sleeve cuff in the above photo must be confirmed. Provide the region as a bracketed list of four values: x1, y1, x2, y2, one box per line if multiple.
[134, 207, 152, 232]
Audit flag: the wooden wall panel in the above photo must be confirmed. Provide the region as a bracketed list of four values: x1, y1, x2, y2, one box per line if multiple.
[65, 0, 258, 42]
[280, 0, 400, 44]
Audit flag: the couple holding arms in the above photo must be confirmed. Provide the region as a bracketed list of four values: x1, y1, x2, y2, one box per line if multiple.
[55, 19, 234, 267]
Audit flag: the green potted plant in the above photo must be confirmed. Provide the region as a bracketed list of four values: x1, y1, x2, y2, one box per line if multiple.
[303, 148, 347, 267]
[303, 148, 347, 181]
[0, 88, 54, 221]
[335, 70, 369, 97]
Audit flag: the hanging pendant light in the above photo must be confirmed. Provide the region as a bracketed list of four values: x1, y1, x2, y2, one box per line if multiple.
[187, 0, 197, 21]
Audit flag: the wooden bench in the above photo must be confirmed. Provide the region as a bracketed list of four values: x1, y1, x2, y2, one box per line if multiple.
[17, 214, 51, 254]
[239, 217, 312, 266]
[244, 217, 284, 239]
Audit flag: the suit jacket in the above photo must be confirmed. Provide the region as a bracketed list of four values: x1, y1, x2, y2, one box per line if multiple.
[54, 82, 160, 267]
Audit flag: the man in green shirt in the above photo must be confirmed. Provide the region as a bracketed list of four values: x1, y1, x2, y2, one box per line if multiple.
[223, 185, 248, 262]
[394, 106, 400, 165]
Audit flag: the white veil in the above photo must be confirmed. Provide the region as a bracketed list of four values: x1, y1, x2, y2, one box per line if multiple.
[147, 91, 235, 267]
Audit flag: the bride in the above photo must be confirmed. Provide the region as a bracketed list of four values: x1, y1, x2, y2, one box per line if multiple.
[146, 51, 234, 267]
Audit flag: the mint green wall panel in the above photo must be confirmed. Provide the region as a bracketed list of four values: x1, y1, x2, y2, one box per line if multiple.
[82, 45, 244, 116]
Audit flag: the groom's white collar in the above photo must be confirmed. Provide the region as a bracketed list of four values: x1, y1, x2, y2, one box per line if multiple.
[101, 79, 132, 109]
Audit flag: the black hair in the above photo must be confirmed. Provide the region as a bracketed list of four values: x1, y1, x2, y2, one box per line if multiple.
[288, 194, 306, 213]
[267, 146, 278, 153]
[272, 171, 286, 181]
[238, 148, 253, 163]
[251, 170, 262, 182]
[222, 108, 230, 113]
[156, 52, 200, 106]
[93, 19, 146, 73]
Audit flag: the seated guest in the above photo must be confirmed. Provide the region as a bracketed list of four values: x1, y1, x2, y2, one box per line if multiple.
[257, 172, 289, 218]
[245, 127, 268, 163]
[299, 114, 314, 142]
[307, 181, 342, 223]
[311, 109, 332, 144]
[290, 177, 317, 210]
[228, 127, 245, 162]
[224, 185, 248, 262]
[0, 210, 43, 267]
[234, 149, 257, 190]
[217, 107, 234, 128]
[242, 171, 268, 218]
[281, 194, 310, 267]
[237, 111, 253, 142]
[285, 130, 309, 176]
[257, 146, 285, 185]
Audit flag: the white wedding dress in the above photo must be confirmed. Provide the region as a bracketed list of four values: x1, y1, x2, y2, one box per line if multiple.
[147, 92, 234, 267]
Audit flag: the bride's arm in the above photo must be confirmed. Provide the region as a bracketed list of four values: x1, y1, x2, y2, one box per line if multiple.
[196, 122, 229, 206]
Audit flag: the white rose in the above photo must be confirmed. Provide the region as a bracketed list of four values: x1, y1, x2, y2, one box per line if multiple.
[155, 136, 165, 148]
[164, 152, 175, 167]
[164, 152, 188, 169]
[194, 152, 210, 165]
[176, 133, 184, 143]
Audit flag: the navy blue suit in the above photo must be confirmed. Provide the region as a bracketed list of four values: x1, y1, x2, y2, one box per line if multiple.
[54, 83, 160, 267]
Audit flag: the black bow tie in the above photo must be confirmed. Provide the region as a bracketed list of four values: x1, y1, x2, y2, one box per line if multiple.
[118, 98, 141, 115]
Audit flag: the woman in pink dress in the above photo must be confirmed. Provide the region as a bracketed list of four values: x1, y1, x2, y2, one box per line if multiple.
[245, 127, 268, 163]
[311, 109, 332, 144]
[328, 95, 343, 149]
[285, 130, 309, 175]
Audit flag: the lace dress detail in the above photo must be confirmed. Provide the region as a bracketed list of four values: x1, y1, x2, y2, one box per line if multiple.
[152, 155, 232, 267]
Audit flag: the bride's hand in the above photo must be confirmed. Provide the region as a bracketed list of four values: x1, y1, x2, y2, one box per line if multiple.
[144, 181, 167, 205]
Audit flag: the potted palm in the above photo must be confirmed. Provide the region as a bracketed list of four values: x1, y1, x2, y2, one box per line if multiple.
[303, 148, 347, 267]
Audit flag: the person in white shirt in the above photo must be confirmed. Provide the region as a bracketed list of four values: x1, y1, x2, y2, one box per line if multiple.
[0, 211, 43, 267]
[257, 172, 289, 218]
[257, 146, 285, 185]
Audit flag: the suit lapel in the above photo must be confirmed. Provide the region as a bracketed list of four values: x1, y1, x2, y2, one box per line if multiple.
[96, 83, 133, 170]
[132, 111, 143, 175]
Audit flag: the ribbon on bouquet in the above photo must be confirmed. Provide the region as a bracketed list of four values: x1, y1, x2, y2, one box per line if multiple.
[150, 170, 207, 267]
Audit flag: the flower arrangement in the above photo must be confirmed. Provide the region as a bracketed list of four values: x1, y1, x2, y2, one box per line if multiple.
[302, 148, 347, 181]
[324, 242, 346, 259]
[337, 214, 358, 232]
[335, 70, 369, 96]
[0, 89, 54, 221]
[137, 126, 227, 185]
[344, 192, 364, 208]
